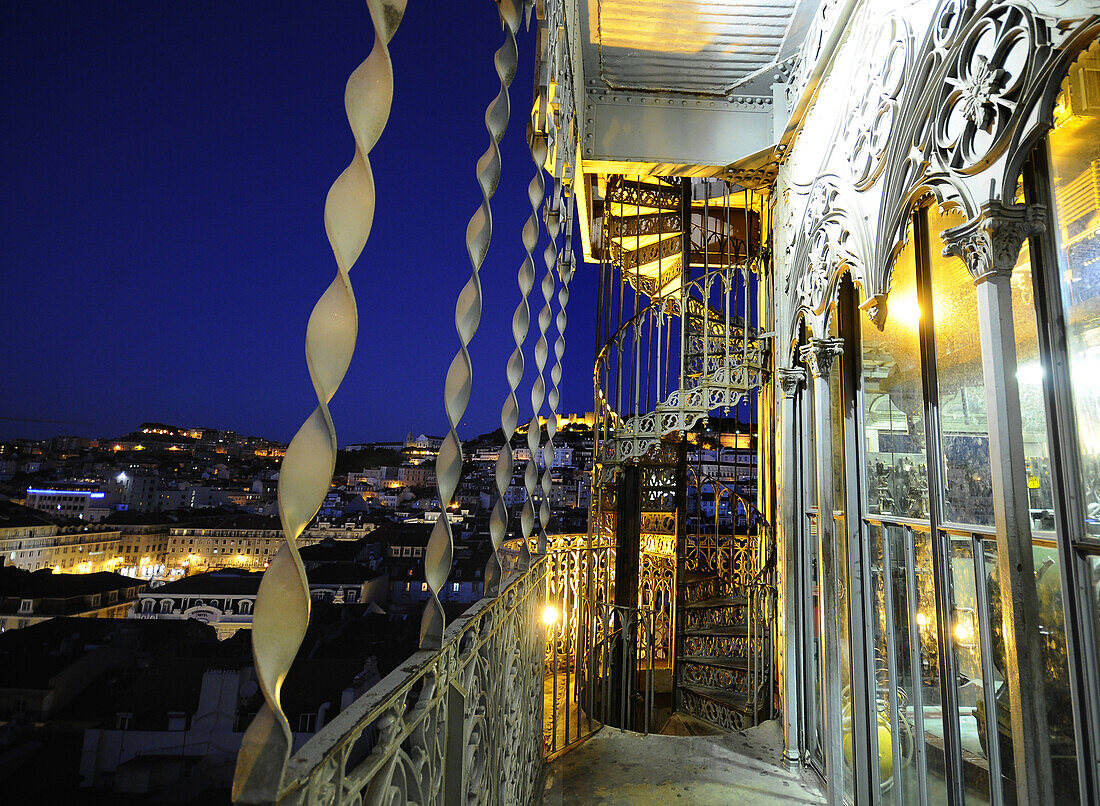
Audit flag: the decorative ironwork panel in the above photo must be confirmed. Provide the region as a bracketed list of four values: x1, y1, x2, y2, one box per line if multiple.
[684, 532, 757, 585]
[682, 662, 751, 694]
[679, 688, 750, 732]
[606, 177, 681, 210]
[271, 561, 546, 806]
[639, 551, 675, 662]
[685, 602, 747, 631]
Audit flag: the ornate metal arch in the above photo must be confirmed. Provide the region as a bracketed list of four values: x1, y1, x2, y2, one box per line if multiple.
[998, 16, 1100, 194]
[784, 175, 871, 341]
[785, 308, 815, 367]
[865, 171, 976, 329]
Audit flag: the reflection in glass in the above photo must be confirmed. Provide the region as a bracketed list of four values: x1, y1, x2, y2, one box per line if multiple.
[864, 225, 929, 518]
[807, 511, 826, 770]
[912, 529, 949, 803]
[1008, 237, 1057, 530]
[948, 538, 992, 803]
[871, 523, 920, 804]
[829, 314, 855, 803]
[929, 206, 994, 526]
[1050, 41, 1100, 538]
[980, 544, 1082, 802]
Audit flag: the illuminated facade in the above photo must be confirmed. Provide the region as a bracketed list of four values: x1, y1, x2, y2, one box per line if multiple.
[0, 507, 122, 574]
[25, 485, 111, 522]
[231, 2, 1100, 805]
[165, 523, 370, 573]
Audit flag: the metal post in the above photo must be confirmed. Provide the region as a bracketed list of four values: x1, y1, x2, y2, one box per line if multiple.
[914, 207, 966, 806]
[611, 464, 641, 729]
[680, 178, 692, 388]
[838, 279, 877, 804]
[673, 434, 689, 712]
[777, 366, 806, 763]
[799, 337, 846, 806]
[444, 681, 468, 806]
[941, 200, 1054, 805]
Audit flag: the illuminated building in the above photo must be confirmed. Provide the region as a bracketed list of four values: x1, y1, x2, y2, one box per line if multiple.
[0, 502, 122, 573]
[129, 566, 386, 639]
[166, 516, 373, 573]
[25, 485, 110, 522]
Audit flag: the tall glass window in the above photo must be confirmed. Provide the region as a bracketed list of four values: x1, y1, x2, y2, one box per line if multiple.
[1050, 41, 1100, 536]
[928, 205, 994, 526]
[863, 224, 929, 519]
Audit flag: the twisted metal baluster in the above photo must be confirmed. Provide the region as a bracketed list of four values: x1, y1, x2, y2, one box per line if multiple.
[232, 1, 404, 800]
[527, 182, 559, 555]
[541, 181, 574, 548]
[488, 121, 545, 593]
[549, 184, 576, 434]
[423, 0, 520, 648]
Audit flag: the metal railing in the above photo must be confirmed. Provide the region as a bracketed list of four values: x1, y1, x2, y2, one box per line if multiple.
[239, 558, 546, 806]
[502, 534, 662, 754]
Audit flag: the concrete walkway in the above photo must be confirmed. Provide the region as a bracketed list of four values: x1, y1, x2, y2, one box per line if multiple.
[539, 720, 826, 806]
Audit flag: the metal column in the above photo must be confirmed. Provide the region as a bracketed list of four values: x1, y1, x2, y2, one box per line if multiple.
[942, 201, 1054, 805]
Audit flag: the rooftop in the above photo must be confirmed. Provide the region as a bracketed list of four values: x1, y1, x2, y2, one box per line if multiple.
[0, 566, 141, 599]
[0, 500, 57, 530]
[147, 568, 262, 596]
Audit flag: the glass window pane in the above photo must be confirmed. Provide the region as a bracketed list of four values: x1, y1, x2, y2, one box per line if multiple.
[1049, 42, 1100, 537]
[982, 542, 1083, 802]
[871, 522, 921, 804]
[928, 206, 994, 526]
[913, 528, 949, 803]
[864, 221, 930, 518]
[1009, 236, 1057, 531]
[948, 537, 993, 804]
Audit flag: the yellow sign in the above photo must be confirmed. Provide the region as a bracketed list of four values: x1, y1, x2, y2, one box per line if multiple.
[1027, 475, 1040, 489]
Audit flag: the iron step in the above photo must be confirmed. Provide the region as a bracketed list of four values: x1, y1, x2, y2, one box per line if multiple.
[684, 595, 747, 609]
[606, 180, 681, 210]
[681, 655, 749, 670]
[678, 684, 755, 733]
[682, 624, 750, 637]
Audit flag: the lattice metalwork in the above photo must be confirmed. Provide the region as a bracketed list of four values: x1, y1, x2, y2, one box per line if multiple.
[684, 533, 758, 585]
[640, 551, 675, 662]
[503, 533, 614, 668]
[270, 561, 546, 806]
[606, 177, 680, 210]
[640, 510, 676, 535]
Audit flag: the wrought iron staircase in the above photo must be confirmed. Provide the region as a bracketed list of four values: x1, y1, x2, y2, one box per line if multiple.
[592, 174, 774, 736]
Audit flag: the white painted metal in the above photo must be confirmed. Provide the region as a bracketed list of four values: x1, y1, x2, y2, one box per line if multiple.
[273, 561, 546, 806]
[233, 2, 406, 800]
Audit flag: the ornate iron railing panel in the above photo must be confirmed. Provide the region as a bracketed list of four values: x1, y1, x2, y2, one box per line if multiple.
[270, 560, 546, 806]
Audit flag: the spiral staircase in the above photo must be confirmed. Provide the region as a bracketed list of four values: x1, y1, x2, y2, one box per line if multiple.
[597, 175, 773, 734]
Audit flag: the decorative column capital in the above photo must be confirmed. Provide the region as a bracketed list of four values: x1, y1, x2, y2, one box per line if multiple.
[941, 200, 1046, 284]
[777, 367, 807, 399]
[798, 338, 844, 380]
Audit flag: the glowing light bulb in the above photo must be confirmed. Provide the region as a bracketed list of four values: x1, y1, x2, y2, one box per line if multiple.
[542, 605, 559, 626]
[954, 622, 973, 643]
[915, 612, 929, 628]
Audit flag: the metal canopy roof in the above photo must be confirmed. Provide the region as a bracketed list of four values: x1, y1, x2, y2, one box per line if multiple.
[583, 0, 809, 97]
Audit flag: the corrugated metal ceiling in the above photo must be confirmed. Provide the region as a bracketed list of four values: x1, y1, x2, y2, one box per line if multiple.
[587, 0, 800, 95]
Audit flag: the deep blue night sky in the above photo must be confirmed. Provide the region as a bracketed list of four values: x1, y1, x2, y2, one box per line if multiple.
[1, 1, 595, 444]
